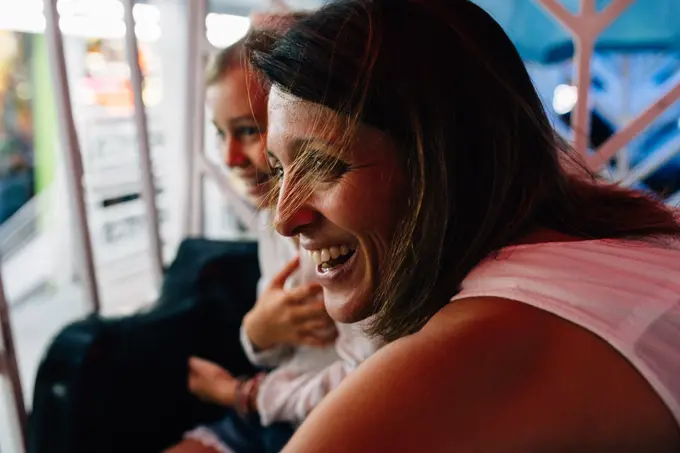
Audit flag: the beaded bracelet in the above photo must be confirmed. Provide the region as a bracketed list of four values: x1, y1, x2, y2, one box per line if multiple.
[233, 377, 253, 417]
[234, 373, 266, 417]
[246, 373, 266, 412]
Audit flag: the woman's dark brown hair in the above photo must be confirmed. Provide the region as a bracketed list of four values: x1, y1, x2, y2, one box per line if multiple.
[250, 0, 680, 341]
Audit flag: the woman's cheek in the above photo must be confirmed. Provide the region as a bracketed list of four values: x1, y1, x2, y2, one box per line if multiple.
[318, 183, 369, 229]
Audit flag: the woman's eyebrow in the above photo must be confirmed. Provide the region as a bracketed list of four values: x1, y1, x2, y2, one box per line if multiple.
[291, 137, 340, 155]
[269, 135, 344, 167]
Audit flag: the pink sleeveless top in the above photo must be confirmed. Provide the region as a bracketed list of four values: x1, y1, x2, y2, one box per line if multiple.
[451, 238, 680, 427]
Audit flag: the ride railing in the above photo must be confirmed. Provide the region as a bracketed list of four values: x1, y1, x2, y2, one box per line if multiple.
[0, 1, 678, 453]
[0, 266, 28, 453]
[533, 0, 680, 202]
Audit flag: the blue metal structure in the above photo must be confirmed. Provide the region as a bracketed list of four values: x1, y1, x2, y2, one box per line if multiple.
[474, 0, 680, 63]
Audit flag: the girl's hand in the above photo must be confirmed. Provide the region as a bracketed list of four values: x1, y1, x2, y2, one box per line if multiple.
[244, 257, 337, 350]
[188, 357, 238, 407]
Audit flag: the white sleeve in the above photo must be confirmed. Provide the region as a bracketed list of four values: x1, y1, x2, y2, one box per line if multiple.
[256, 356, 355, 427]
[256, 323, 382, 427]
[239, 324, 294, 368]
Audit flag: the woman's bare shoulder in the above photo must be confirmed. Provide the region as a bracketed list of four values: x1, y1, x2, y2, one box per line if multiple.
[283, 297, 679, 453]
[282, 297, 558, 453]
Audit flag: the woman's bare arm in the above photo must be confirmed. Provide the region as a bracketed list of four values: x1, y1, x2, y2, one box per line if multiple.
[282, 297, 679, 453]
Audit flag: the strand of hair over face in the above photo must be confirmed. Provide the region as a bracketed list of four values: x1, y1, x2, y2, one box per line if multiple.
[260, 3, 386, 232]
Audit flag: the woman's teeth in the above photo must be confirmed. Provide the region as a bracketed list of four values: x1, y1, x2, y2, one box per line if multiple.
[309, 245, 356, 271]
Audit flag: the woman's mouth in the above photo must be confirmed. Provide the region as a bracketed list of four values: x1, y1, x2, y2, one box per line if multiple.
[304, 242, 367, 322]
[308, 244, 357, 274]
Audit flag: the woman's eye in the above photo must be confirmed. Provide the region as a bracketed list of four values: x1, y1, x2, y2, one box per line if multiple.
[271, 163, 284, 179]
[235, 126, 260, 138]
[311, 157, 324, 172]
[311, 156, 349, 180]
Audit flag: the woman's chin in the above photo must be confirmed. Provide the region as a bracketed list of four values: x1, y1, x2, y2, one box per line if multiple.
[318, 246, 376, 323]
[322, 289, 372, 324]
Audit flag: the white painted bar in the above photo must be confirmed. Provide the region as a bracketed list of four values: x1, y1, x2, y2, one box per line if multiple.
[0, 269, 27, 453]
[123, 0, 164, 285]
[43, 0, 101, 312]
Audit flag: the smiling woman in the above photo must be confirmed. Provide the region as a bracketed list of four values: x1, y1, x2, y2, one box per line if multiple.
[249, 0, 680, 452]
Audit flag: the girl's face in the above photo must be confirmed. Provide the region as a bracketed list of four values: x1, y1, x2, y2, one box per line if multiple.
[208, 67, 271, 205]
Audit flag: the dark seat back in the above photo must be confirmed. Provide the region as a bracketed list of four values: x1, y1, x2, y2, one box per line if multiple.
[28, 239, 260, 453]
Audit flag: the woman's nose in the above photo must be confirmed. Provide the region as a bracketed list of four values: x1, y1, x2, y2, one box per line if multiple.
[223, 138, 248, 168]
[275, 179, 318, 237]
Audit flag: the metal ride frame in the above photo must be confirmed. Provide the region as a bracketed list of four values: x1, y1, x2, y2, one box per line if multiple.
[0, 1, 678, 452]
[536, 0, 680, 179]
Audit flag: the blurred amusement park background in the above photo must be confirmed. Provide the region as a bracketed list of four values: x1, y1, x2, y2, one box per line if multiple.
[0, 1, 678, 452]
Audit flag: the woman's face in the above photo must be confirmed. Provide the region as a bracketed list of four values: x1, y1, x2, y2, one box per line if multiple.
[208, 67, 271, 205]
[266, 87, 407, 322]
